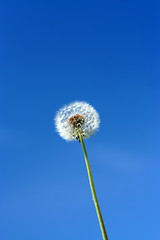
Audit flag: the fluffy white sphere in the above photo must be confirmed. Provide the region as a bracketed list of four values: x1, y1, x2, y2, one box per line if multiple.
[55, 101, 100, 141]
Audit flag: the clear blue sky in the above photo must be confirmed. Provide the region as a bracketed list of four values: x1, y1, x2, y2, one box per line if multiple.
[1, 0, 160, 239]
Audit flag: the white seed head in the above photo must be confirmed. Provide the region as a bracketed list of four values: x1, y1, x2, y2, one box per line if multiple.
[55, 101, 100, 141]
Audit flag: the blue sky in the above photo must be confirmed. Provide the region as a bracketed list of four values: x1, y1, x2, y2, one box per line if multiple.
[0, 0, 160, 239]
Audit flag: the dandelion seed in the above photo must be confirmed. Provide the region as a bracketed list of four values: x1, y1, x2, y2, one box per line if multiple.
[55, 101, 100, 141]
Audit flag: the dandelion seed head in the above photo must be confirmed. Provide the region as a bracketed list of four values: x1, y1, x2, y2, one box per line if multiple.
[55, 101, 100, 141]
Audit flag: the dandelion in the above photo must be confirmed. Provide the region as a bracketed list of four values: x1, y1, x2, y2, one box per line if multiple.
[55, 101, 109, 240]
[55, 101, 100, 141]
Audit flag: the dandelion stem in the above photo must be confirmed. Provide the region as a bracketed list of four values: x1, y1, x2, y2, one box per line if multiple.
[78, 133, 109, 240]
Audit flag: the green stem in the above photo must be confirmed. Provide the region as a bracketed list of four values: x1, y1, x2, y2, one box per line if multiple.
[78, 133, 108, 240]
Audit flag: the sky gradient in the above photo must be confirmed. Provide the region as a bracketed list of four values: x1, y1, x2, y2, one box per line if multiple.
[1, 1, 160, 240]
